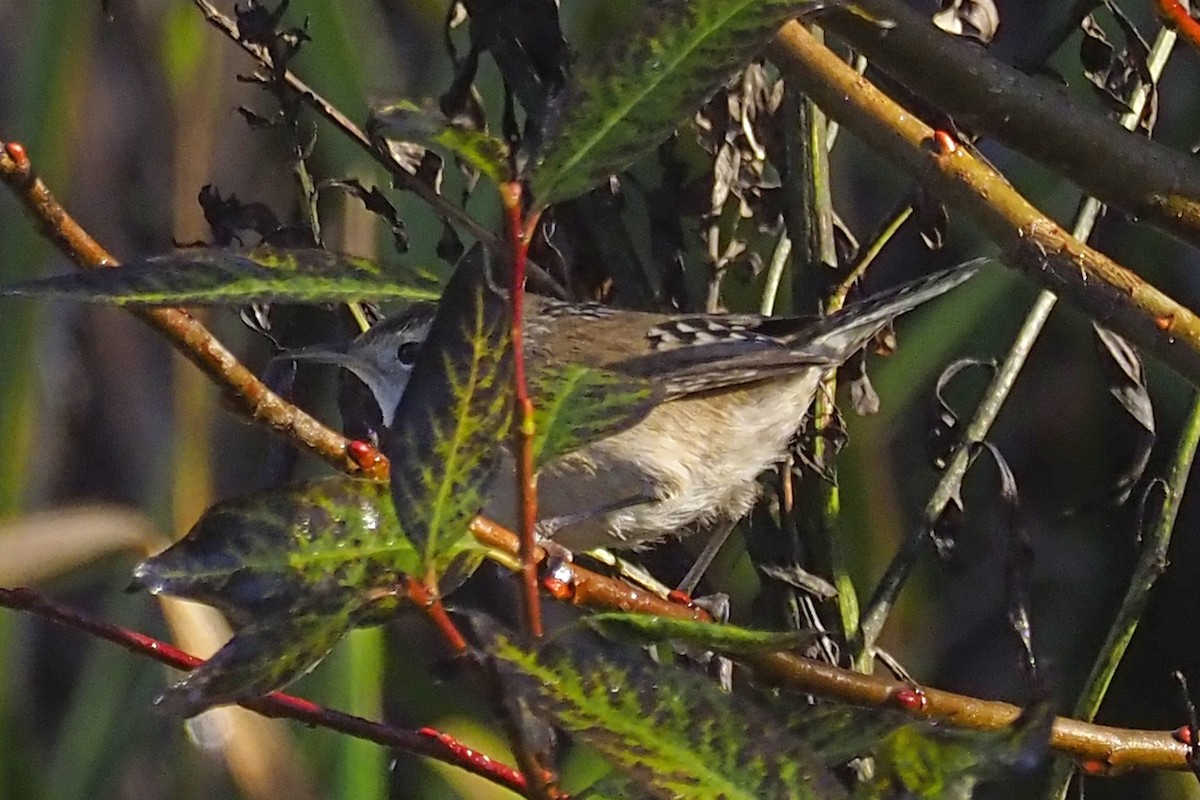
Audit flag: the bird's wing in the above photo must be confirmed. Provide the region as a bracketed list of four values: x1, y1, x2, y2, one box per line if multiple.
[616, 258, 984, 400]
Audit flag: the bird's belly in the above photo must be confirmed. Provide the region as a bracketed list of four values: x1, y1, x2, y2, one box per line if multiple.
[495, 372, 822, 552]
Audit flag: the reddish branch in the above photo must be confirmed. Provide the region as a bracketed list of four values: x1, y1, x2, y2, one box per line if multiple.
[0, 587, 528, 795]
[1156, 0, 1200, 52]
[0, 141, 370, 478]
[501, 183, 545, 640]
[407, 576, 468, 653]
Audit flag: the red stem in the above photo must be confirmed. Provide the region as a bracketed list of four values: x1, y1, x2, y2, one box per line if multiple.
[501, 182, 544, 640]
[0, 587, 528, 795]
[1156, 0, 1200, 52]
[407, 577, 469, 653]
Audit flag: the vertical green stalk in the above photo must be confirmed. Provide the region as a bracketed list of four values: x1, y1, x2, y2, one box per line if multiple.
[48, 597, 144, 800]
[780, 27, 861, 665]
[333, 628, 387, 800]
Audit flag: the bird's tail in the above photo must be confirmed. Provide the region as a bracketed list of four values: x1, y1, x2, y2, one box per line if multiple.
[798, 256, 986, 357]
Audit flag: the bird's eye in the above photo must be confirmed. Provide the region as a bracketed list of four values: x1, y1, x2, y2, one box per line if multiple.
[396, 340, 421, 366]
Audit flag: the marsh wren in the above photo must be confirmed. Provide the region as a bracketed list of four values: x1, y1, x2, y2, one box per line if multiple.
[290, 259, 980, 553]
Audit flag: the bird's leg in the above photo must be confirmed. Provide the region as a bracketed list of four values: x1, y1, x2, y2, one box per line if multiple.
[535, 492, 659, 600]
[532, 491, 657, 540]
[676, 519, 739, 598]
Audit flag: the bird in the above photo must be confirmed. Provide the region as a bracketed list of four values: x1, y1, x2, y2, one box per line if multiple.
[286, 259, 981, 559]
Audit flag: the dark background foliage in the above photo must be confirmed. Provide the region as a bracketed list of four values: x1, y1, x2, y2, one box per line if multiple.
[1, 0, 1200, 797]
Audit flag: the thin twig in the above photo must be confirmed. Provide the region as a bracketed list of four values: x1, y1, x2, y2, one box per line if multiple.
[1156, 0, 1200, 52]
[407, 577, 469, 653]
[0, 587, 529, 796]
[190, 0, 568, 299]
[831, 202, 912, 310]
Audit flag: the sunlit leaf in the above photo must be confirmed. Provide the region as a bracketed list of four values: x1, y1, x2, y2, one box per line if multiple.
[529, 0, 825, 205]
[583, 612, 816, 655]
[370, 100, 511, 184]
[132, 477, 415, 625]
[383, 245, 513, 576]
[486, 627, 848, 799]
[529, 364, 659, 467]
[0, 247, 443, 306]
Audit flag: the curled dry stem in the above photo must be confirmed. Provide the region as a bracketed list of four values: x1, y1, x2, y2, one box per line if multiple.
[189, 0, 568, 298]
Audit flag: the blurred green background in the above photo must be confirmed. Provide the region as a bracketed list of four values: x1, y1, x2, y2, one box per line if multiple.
[2, 1, 1200, 798]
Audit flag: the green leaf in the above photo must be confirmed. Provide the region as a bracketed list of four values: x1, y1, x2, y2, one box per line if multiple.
[154, 598, 363, 717]
[573, 773, 644, 800]
[132, 477, 416, 624]
[583, 612, 816, 654]
[384, 245, 514, 576]
[132, 477, 428, 714]
[864, 702, 1052, 799]
[370, 100, 511, 184]
[529, 364, 659, 467]
[0, 247, 443, 306]
[487, 627, 848, 799]
[529, 0, 823, 205]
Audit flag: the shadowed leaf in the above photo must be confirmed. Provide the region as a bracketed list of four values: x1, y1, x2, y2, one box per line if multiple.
[0, 247, 443, 306]
[370, 100, 511, 185]
[132, 477, 417, 714]
[867, 700, 1052, 798]
[529, 364, 659, 467]
[1094, 323, 1155, 504]
[457, 0, 569, 125]
[154, 599, 363, 718]
[384, 245, 513, 576]
[529, 0, 826, 205]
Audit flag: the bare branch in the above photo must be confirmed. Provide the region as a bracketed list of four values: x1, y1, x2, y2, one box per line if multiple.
[769, 23, 1200, 388]
[817, 0, 1200, 249]
[0, 141, 363, 476]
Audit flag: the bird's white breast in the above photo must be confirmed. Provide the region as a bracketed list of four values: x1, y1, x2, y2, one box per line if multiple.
[483, 372, 824, 551]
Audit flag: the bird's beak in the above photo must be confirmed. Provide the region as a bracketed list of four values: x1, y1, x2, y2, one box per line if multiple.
[272, 345, 400, 429]
[274, 344, 384, 388]
[276, 342, 355, 369]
